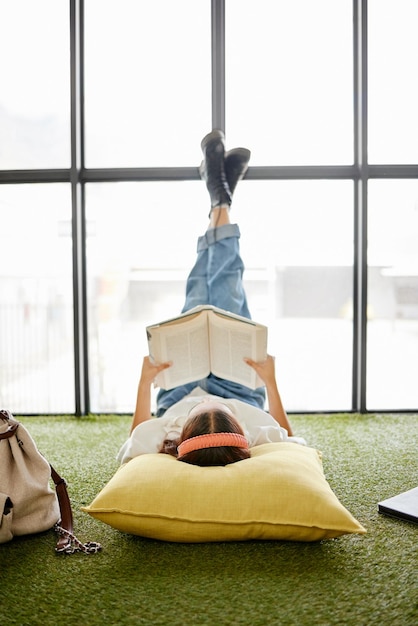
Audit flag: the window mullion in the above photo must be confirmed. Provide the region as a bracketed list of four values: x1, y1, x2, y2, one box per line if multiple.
[211, 0, 226, 131]
[352, 0, 368, 412]
[70, 0, 89, 415]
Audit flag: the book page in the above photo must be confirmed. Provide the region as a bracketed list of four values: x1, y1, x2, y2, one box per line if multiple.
[148, 313, 210, 389]
[208, 315, 267, 389]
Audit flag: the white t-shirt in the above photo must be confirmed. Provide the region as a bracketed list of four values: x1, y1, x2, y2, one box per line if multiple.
[117, 386, 305, 464]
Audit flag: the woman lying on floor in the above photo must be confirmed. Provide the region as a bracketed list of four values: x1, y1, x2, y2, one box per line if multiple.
[117, 130, 305, 467]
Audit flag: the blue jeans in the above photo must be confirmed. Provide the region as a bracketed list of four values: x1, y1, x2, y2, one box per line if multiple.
[156, 224, 266, 414]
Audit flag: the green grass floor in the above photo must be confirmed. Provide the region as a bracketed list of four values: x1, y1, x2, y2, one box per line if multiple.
[1, 413, 417, 626]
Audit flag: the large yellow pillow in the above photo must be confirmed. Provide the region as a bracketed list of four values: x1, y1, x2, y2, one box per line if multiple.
[82, 443, 366, 542]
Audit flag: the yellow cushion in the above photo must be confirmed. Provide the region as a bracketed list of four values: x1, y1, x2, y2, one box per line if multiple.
[82, 443, 366, 542]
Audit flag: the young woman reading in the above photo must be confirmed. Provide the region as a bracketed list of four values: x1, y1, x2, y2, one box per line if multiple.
[117, 130, 305, 467]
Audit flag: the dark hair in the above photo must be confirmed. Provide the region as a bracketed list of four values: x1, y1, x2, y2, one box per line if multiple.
[159, 409, 250, 467]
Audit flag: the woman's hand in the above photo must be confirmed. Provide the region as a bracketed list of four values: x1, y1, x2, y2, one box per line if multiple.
[244, 354, 277, 388]
[139, 356, 172, 386]
[130, 357, 172, 433]
[244, 354, 293, 435]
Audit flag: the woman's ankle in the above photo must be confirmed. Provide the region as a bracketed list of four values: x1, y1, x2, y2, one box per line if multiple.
[209, 206, 230, 228]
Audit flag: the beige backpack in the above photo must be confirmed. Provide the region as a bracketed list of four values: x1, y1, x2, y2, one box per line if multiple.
[0, 409, 101, 554]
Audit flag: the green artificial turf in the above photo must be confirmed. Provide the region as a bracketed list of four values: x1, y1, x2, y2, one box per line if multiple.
[1, 413, 417, 626]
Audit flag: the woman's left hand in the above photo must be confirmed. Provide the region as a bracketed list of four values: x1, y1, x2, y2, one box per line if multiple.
[244, 354, 277, 387]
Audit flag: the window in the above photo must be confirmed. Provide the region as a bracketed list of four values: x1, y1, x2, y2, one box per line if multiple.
[0, 0, 70, 169]
[368, 0, 418, 163]
[236, 180, 354, 412]
[83, 0, 211, 167]
[85, 181, 206, 412]
[225, 0, 353, 165]
[0, 184, 74, 413]
[367, 181, 418, 409]
[1, 0, 417, 414]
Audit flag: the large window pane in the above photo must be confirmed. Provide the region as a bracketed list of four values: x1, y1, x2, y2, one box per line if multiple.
[367, 181, 418, 409]
[86, 180, 353, 413]
[0, 185, 75, 413]
[84, 0, 211, 167]
[86, 181, 208, 412]
[0, 1, 70, 169]
[368, 0, 418, 163]
[238, 180, 354, 412]
[225, 0, 353, 165]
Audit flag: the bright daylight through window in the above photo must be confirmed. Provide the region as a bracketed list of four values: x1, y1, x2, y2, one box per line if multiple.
[0, 0, 417, 414]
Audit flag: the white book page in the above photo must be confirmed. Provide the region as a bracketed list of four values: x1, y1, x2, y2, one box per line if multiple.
[151, 313, 210, 389]
[208, 315, 267, 389]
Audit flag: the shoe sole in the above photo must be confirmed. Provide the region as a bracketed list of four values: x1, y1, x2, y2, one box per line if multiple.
[225, 147, 251, 161]
[201, 129, 225, 151]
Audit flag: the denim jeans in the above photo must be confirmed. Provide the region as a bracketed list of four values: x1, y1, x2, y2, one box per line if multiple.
[156, 224, 266, 414]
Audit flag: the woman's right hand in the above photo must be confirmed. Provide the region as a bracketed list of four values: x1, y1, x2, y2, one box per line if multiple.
[131, 357, 172, 432]
[139, 356, 172, 386]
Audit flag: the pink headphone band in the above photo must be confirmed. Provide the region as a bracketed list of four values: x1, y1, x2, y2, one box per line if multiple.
[177, 432, 249, 458]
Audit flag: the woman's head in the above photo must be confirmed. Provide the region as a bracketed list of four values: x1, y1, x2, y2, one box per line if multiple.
[176, 400, 250, 466]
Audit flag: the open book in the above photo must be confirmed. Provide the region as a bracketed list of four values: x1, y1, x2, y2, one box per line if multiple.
[146, 305, 268, 390]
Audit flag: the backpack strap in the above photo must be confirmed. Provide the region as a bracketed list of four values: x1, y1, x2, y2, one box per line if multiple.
[0, 423, 19, 439]
[50, 464, 74, 552]
[50, 464, 102, 554]
[0, 410, 18, 438]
